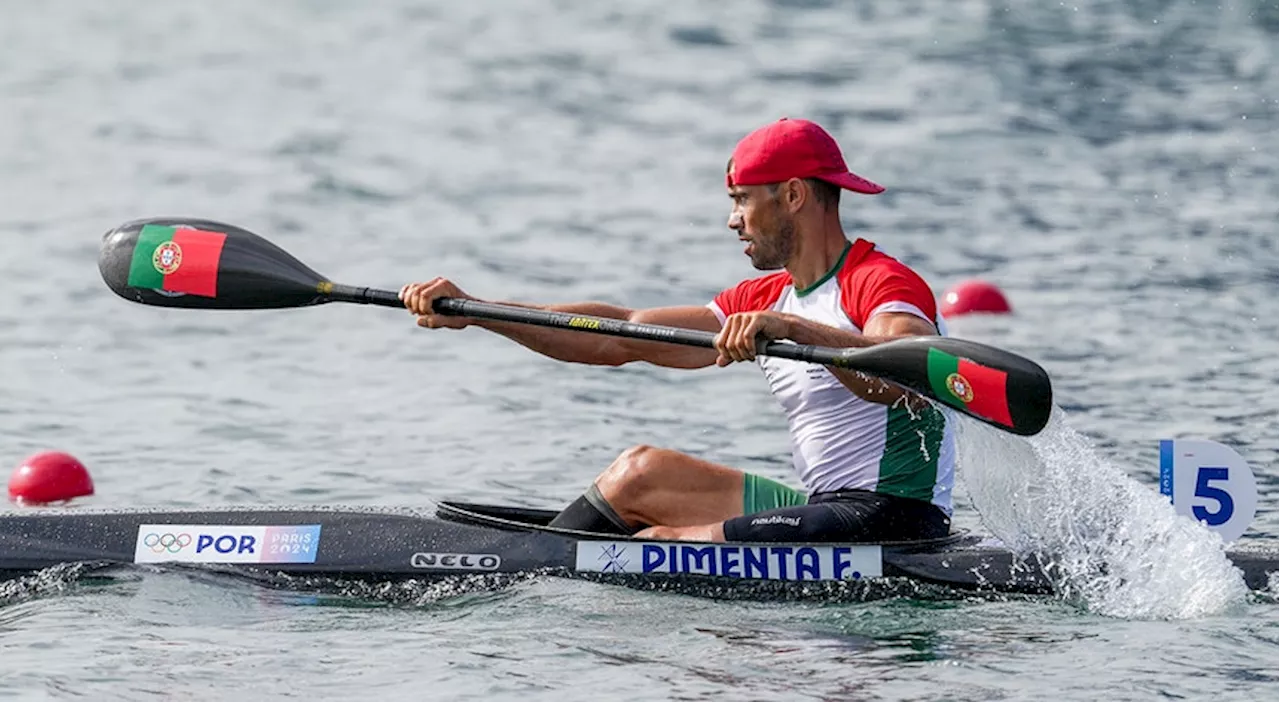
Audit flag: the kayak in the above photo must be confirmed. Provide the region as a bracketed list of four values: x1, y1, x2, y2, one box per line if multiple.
[0, 501, 1273, 594]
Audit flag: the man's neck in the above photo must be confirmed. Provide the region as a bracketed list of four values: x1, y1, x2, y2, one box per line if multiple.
[786, 219, 851, 291]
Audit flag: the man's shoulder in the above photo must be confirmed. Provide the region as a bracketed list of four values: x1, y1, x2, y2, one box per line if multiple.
[730, 270, 793, 292]
[835, 239, 939, 326]
[712, 271, 793, 314]
[839, 239, 931, 284]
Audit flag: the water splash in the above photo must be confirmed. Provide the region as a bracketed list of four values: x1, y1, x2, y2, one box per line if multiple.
[0, 562, 100, 605]
[957, 408, 1249, 619]
[1259, 571, 1279, 605]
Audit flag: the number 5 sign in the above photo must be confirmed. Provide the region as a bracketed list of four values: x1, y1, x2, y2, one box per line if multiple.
[1160, 439, 1259, 543]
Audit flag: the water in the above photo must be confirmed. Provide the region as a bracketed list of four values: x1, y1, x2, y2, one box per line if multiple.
[1, 0, 1276, 699]
[960, 414, 1255, 620]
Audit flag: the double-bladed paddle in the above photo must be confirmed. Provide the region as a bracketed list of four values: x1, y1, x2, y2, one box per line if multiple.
[98, 217, 1054, 436]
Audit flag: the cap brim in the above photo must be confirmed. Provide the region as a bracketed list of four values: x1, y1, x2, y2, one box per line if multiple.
[817, 172, 885, 195]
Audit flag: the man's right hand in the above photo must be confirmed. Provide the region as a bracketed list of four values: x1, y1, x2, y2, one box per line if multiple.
[399, 278, 476, 329]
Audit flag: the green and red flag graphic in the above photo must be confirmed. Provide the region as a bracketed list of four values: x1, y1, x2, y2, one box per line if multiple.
[126, 224, 227, 297]
[926, 347, 1013, 427]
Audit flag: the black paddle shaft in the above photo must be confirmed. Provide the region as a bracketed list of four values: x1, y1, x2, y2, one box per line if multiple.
[328, 286, 966, 369]
[326, 284, 871, 364]
[426, 294, 919, 369]
[325, 290, 1052, 436]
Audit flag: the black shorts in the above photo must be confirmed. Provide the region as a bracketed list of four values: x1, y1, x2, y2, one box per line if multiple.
[722, 489, 951, 543]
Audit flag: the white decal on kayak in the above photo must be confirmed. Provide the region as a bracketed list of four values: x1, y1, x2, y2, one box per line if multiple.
[575, 541, 882, 580]
[134, 525, 321, 564]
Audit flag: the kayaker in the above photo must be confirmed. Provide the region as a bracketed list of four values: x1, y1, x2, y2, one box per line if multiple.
[400, 118, 953, 544]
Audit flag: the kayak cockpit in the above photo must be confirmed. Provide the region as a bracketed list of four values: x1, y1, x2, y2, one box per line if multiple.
[435, 500, 974, 552]
[436, 501, 559, 531]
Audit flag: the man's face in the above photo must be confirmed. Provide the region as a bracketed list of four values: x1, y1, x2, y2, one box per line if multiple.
[727, 183, 795, 270]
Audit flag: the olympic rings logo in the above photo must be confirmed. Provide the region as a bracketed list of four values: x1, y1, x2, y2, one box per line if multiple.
[143, 532, 193, 554]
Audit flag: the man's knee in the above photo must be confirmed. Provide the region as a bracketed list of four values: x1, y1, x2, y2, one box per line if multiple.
[598, 444, 670, 500]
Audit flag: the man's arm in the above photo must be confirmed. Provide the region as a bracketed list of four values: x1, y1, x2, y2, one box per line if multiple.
[791, 312, 938, 405]
[714, 310, 937, 405]
[399, 278, 721, 369]
[478, 303, 721, 368]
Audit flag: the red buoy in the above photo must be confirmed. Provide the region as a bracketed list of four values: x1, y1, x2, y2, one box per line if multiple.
[8, 451, 95, 505]
[940, 279, 1012, 318]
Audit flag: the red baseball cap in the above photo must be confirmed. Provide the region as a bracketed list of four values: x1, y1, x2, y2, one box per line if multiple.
[727, 118, 884, 195]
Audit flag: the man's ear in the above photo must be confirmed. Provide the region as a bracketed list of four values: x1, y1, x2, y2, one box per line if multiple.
[784, 178, 806, 211]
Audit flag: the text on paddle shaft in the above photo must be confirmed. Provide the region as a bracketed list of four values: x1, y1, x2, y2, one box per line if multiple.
[567, 317, 602, 330]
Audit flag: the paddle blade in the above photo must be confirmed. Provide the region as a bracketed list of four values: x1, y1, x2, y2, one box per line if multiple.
[99, 218, 331, 309]
[834, 337, 1053, 436]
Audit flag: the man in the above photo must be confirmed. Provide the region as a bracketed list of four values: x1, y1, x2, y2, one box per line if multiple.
[400, 118, 954, 544]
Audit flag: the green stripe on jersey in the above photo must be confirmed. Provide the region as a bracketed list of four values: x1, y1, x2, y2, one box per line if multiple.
[875, 403, 945, 503]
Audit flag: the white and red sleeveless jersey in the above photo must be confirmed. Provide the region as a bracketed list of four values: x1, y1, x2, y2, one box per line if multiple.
[707, 238, 955, 514]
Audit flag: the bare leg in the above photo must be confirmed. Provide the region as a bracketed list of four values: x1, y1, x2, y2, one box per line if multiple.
[634, 523, 726, 542]
[595, 445, 745, 529]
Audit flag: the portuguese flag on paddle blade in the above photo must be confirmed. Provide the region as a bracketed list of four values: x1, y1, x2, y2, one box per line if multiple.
[126, 224, 227, 297]
[926, 347, 1014, 428]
